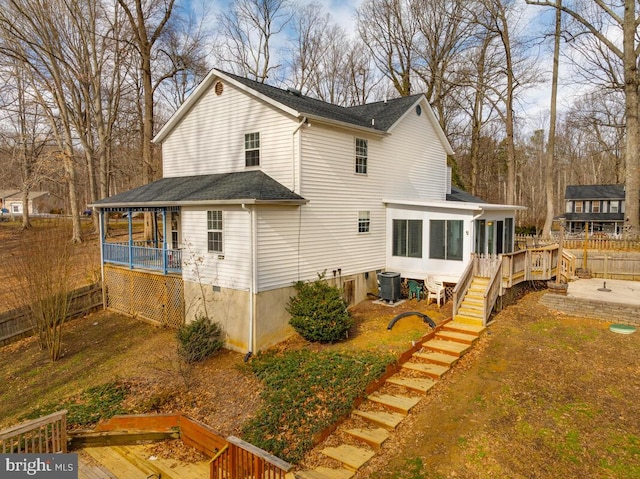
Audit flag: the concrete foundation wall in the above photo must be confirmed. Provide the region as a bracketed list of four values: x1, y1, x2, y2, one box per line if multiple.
[184, 270, 379, 353]
[184, 280, 250, 353]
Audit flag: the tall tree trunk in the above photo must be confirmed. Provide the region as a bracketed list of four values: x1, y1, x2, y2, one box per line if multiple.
[623, 0, 639, 237]
[542, 0, 562, 238]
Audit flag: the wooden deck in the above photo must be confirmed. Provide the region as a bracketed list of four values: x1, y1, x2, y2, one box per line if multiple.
[79, 444, 210, 479]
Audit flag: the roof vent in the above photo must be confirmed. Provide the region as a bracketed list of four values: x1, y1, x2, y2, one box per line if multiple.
[287, 87, 302, 97]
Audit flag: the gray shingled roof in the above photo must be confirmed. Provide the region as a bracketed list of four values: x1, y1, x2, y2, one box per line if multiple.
[222, 70, 423, 132]
[565, 184, 624, 200]
[446, 186, 487, 203]
[93, 171, 305, 207]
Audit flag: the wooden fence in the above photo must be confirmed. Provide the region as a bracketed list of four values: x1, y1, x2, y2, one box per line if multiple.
[516, 234, 640, 251]
[0, 282, 103, 346]
[0, 410, 67, 454]
[569, 251, 640, 281]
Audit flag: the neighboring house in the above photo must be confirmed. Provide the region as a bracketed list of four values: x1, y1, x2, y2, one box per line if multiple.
[564, 184, 625, 235]
[0, 190, 63, 215]
[93, 69, 522, 354]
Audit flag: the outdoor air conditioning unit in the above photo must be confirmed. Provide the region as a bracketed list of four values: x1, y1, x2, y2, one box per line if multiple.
[377, 272, 401, 303]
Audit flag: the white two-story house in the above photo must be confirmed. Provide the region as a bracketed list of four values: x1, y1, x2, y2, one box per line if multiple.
[94, 69, 522, 354]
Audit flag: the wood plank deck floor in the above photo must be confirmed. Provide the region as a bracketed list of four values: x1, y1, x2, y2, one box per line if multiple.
[79, 445, 210, 479]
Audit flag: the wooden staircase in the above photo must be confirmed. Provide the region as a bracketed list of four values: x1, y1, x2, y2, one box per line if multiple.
[453, 276, 488, 328]
[294, 319, 485, 479]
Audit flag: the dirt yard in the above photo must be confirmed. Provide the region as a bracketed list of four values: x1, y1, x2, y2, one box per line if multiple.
[1, 221, 639, 477]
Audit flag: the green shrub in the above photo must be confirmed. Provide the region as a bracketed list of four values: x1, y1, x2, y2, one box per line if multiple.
[286, 274, 353, 342]
[176, 315, 224, 363]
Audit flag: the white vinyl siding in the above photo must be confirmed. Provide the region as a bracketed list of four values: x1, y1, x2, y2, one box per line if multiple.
[181, 206, 251, 290]
[161, 84, 296, 189]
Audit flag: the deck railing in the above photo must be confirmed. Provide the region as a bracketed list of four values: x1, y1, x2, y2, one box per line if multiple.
[103, 242, 182, 274]
[455, 246, 576, 325]
[210, 436, 292, 479]
[80, 413, 292, 479]
[0, 410, 67, 454]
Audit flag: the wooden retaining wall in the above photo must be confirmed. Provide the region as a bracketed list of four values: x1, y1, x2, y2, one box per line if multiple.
[0, 282, 103, 346]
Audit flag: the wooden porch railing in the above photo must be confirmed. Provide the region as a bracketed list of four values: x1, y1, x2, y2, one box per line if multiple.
[210, 436, 292, 479]
[0, 410, 67, 454]
[102, 242, 182, 274]
[454, 246, 577, 325]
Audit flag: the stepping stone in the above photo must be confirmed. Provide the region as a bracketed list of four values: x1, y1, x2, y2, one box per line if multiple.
[321, 444, 375, 470]
[295, 467, 354, 479]
[436, 330, 478, 345]
[352, 409, 405, 429]
[402, 361, 449, 379]
[443, 321, 485, 336]
[345, 427, 389, 449]
[413, 351, 458, 367]
[423, 339, 470, 357]
[386, 376, 436, 394]
[367, 393, 421, 414]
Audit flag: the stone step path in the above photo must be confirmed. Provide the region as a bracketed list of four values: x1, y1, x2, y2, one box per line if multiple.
[293, 309, 487, 479]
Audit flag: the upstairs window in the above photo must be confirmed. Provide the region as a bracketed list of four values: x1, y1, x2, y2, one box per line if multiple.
[574, 201, 583, 213]
[610, 200, 619, 213]
[565, 201, 572, 213]
[207, 210, 223, 253]
[358, 211, 370, 233]
[245, 132, 260, 167]
[592, 201, 600, 213]
[355, 138, 368, 174]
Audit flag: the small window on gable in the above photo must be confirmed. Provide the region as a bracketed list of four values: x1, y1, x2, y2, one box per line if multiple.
[358, 211, 370, 233]
[207, 210, 223, 253]
[355, 138, 367, 174]
[574, 201, 583, 213]
[245, 132, 260, 167]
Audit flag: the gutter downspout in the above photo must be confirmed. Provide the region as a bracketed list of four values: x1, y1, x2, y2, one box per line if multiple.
[99, 209, 106, 310]
[291, 117, 308, 193]
[242, 203, 257, 361]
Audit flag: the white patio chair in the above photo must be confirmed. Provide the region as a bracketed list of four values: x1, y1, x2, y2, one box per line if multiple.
[425, 275, 445, 307]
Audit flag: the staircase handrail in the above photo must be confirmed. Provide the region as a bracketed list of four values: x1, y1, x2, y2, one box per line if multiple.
[453, 256, 476, 318]
[482, 256, 503, 326]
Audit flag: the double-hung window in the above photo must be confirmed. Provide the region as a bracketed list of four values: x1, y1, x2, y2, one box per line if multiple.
[358, 211, 370, 233]
[574, 201, 583, 213]
[392, 219, 422, 257]
[592, 201, 600, 213]
[610, 201, 619, 213]
[245, 132, 260, 167]
[429, 220, 463, 261]
[355, 138, 367, 174]
[207, 210, 223, 253]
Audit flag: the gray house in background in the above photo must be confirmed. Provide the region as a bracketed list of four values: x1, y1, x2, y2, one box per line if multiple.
[564, 184, 625, 235]
[0, 190, 64, 216]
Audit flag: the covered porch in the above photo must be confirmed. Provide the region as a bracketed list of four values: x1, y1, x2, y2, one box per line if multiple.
[98, 206, 182, 275]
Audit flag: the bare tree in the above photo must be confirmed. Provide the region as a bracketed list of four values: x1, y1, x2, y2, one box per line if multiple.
[542, 0, 562, 238]
[216, 0, 293, 83]
[525, 0, 640, 236]
[357, 0, 418, 96]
